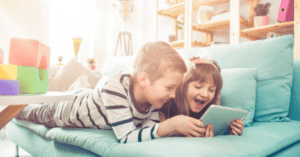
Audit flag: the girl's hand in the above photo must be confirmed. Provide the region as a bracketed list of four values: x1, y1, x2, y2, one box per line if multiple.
[229, 118, 244, 136]
[205, 124, 214, 137]
[173, 115, 206, 137]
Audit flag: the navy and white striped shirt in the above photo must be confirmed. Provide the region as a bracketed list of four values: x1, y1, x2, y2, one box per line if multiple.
[53, 74, 161, 143]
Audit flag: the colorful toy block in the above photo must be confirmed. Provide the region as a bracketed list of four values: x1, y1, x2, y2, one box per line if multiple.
[0, 64, 17, 80]
[9, 38, 50, 69]
[0, 48, 3, 64]
[0, 80, 19, 95]
[17, 66, 49, 94]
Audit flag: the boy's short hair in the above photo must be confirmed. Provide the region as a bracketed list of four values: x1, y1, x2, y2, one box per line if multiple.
[131, 41, 187, 83]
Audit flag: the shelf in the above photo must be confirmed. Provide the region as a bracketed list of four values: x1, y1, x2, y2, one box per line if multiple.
[169, 40, 184, 49]
[240, 21, 294, 40]
[157, 0, 229, 18]
[192, 41, 209, 47]
[168, 40, 208, 49]
[157, 2, 185, 18]
[193, 17, 249, 33]
[192, 0, 229, 11]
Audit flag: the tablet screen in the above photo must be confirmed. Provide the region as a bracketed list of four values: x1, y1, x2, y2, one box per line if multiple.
[200, 105, 248, 136]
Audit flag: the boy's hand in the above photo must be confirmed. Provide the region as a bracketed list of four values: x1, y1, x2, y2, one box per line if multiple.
[205, 124, 214, 137]
[173, 115, 205, 137]
[229, 118, 244, 136]
[158, 111, 167, 122]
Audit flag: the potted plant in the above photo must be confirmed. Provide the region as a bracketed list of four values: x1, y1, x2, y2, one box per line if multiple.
[253, 3, 271, 27]
[176, 14, 184, 41]
[87, 58, 95, 70]
[57, 56, 63, 65]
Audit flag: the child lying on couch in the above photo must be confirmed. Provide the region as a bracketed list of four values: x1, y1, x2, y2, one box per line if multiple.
[160, 53, 245, 137]
[16, 41, 212, 143]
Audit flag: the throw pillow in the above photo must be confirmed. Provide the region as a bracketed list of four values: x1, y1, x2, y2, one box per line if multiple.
[49, 59, 98, 92]
[220, 68, 257, 127]
[68, 75, 91, 91]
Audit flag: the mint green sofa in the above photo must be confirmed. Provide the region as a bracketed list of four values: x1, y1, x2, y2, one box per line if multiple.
[6, 35, 300, 157]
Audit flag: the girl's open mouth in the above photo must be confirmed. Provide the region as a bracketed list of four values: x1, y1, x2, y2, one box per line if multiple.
[195, 99, 205, 108]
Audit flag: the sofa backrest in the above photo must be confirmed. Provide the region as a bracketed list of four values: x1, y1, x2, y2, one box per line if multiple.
[186, 35, 294, 123]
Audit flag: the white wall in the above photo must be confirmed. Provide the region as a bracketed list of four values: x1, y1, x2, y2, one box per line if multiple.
[0, 0, 50, 64]
[49, 0, 97, 67]
[94, 0, 108, 71]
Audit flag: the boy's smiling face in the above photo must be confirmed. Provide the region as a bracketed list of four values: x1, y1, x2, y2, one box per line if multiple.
[145, 69, 184, 109]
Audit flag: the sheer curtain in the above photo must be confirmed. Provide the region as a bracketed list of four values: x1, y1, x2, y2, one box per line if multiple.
[49, 0, 95, 66]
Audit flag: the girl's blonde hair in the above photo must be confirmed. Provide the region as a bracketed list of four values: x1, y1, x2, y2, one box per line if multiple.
[173, 61, 223, 116]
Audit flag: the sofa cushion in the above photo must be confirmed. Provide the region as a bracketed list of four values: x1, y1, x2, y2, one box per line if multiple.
[186, 35, 294, 122]
[40, 120, 300, 157]
[49, 59, 99, 91]
[45, 128, 119, 157]
[221, 68, 257, 127]
[269, 141, 300, 157]
[12, 118, 50, 137]
[6, 121, 99, 157]
[289, 59, 300, 121]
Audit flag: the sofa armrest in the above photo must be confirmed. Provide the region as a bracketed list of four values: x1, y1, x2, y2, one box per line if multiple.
[289, 59, 300, 121]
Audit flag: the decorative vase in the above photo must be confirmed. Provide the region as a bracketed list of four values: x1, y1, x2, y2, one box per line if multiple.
[73, 37, 82, 60]
[57, 56, 63, 65]
[89, 65, 95, 70]
[254, 16, 269, 27]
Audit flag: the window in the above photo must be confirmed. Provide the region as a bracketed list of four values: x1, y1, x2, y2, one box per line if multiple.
[49, 0, 95, 65]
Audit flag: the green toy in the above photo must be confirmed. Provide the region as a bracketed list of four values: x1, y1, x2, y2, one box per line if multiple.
[17, 66, 49, 94]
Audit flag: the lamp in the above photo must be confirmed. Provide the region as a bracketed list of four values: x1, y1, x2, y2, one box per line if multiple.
[113, 0, 134, 56]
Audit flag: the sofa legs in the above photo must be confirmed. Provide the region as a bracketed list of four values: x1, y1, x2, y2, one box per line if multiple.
[15, 145, 19, 157]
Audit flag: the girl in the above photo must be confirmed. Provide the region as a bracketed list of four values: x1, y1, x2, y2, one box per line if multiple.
[160, 53, 244, 137]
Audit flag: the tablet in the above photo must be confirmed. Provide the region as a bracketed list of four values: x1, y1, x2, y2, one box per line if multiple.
[200, 105, 248, 136]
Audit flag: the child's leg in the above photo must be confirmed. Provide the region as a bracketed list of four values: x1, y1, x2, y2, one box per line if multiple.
[15, 103, 58, 128]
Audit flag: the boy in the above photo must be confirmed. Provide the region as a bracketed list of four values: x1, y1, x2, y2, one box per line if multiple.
[16, 41, 194, 143]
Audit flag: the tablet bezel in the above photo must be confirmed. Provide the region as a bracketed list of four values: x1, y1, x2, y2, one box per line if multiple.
[199, 105, 248, 135]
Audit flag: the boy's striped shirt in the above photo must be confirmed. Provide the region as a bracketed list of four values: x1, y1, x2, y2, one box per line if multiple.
[53, 73, 160, 143]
